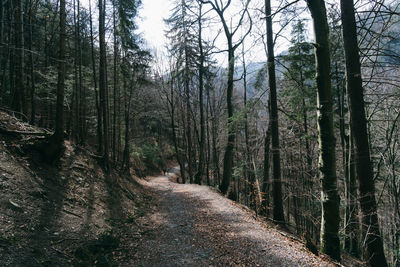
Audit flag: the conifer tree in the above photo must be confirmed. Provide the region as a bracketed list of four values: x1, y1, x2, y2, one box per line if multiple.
[165, 0, 198, 183]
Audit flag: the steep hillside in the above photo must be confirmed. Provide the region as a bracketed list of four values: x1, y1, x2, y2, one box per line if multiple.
[0, 111, 153, 266]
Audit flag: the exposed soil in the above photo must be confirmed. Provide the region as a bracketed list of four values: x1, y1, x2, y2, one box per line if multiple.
[0, 111, 153, 266]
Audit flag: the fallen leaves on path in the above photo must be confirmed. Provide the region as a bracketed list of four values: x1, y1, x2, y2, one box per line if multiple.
[131, 174, 335, 267]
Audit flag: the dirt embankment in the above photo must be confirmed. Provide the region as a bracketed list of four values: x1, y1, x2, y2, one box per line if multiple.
[0, 111, 153, 266]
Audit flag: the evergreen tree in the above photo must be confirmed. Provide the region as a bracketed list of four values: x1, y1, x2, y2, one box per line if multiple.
[165, 0, 199, 183]
[281, 19, 317, 234]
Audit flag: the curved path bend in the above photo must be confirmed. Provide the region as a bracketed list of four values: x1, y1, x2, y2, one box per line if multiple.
[130, 171, 333, 267]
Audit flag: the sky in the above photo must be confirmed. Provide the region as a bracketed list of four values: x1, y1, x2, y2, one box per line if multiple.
[136, 0, 310, 67]
[137, 0, 270, 67]
[138, 0, 173, 52]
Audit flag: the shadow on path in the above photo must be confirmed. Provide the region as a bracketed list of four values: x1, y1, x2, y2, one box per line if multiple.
[131, 175, 333, 267]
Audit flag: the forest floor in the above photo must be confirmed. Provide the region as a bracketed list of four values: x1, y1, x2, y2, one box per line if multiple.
[129, 170, 338, 267]
[0, 111, 155, 266]
[0, 111, 362, 266]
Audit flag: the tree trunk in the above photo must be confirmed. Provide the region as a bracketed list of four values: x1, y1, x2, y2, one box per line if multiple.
[48, 0, 66, 160]
[206, 84, 211, 186]
[122, 95, 130, 171]
[219, 42, 235, 195]
[170, 75, 186, 183]
[262, 119, 271, 216]
[77, 0, 85, 144]
[112, 0, 118, 162]
[0, 0, 5, 104]
[306, 0, 340, 261]
[195, 4, 205, 185]
[99, 0, 109, 171]
[341, 1, 387, 265]
[211, 89, 220, 186]
[89, 0, 102, 154]
[184, 59, 194, 183]
[72, 0, 79, 142]
[265, 0, 285, 224]
[12, 0, 25, 115]
[28, 1, 36, 125]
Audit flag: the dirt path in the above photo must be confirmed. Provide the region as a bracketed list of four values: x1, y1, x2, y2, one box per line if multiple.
[130, 170, 334, 267]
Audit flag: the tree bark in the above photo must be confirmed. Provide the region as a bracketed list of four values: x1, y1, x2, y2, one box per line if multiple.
[77, 0, 85, 144]
[201, 0, 251, 195]
[170, 74, 186, 183]
[306, 0, 340, 261]
[219, 41, 235, 195]
[99, 0, 110, 171]
[194, 3, 205, 185]
[112, 0, 118, 162]
[89, 0, 103, 154]
[48, 0, 66, 160]
[262, 118, 271, 216]
[341, 1, 388, 265]
[28, 1, 36, 125]
[12, 0, 25, 116]
[265, 0, 285, 224]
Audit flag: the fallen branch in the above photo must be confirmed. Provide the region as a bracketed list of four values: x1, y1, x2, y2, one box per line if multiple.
[52, 238, 80, 244]
[62, 209, 83, 218]
[0, 127, 51, 137]
[51, 247, 71, 258]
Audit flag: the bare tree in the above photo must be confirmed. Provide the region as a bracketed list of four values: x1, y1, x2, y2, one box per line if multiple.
[341, 0, 388, 265]
[305, 0, 340, 261]
[200, 0, 252, 195]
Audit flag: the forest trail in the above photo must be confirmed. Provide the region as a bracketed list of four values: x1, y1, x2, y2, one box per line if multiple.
[130, 169, 334, 267]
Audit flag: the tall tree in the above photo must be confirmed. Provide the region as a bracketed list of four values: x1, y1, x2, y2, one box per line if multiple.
[99, 0, 110, 171]
[305, 0, 340, 261]
[165, 0, 198, 183]
[11, 0, 25, 115]
[112, 0, 119, 162]
[201, 0, 252, 195]
[47, 0, 66, 160]
[281, 19, 317, 234]
[265, 0, 285, 224]
[194, 1, 205, 185]
[89, 0, 103, 154]
[28, 0, 37, 125]
[340, 1, 388, 265]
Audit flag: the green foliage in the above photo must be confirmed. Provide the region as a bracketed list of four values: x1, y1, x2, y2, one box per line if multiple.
[164, 0, 199, 74]
[118, 0, 142, 49]
[253, 64, 268, 92]
[130, 142, 163, 168]
[141, 143, 162, 166]
[74, 231, 119, 267]
[229, 98, 262, 133]
[232, 161, 246, 181]
[281, 20, 316, 124]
